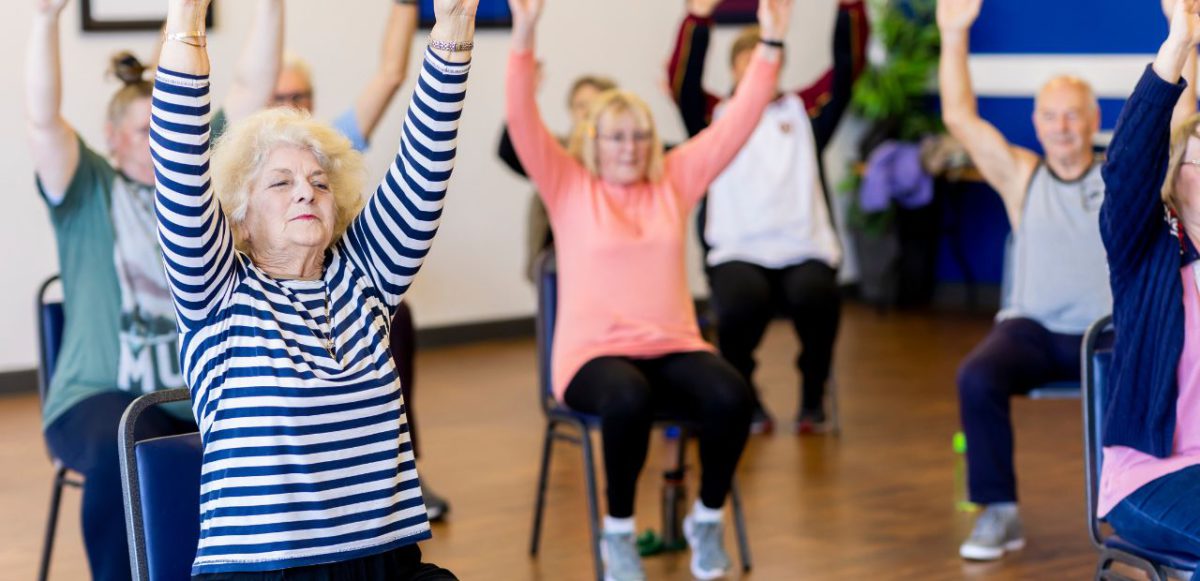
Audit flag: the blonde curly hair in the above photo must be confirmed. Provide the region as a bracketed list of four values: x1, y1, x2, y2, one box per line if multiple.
[210, 108, 366, 252]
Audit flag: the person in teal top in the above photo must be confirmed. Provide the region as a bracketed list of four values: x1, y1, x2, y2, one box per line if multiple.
[267, 0, 454, 521]
[25, 0, 284, 578]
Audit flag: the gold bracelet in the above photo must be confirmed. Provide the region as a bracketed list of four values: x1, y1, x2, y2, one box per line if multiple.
[428, 37, 473, 53]
[165, 31, 207, 47]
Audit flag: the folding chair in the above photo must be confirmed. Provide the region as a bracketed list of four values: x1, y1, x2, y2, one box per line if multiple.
[34, 274, 83, 581]
[118, 388, 202, 581]
[1082, 315, 1197, 581]
[527, 250, 752, 581]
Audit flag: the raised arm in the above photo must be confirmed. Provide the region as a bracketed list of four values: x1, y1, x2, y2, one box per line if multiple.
[1102, 0, 1200, 276]
[667, 0, 722, 137]
[937, 0, 1038, 227]
[352, 0, 420, 145]
[153, 0, 239, 329]
[341, 0, 476, 311]
[665, 0, 788, 204]
[1167, 0, 1200, 128]
[222, 0, 284, 123]
[803, 0, 869, 152]
[504, 0, 579, 210]
[26, 0, 79, 204]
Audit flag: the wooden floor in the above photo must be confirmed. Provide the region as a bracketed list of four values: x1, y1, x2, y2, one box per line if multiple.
[0, 303, 1105, 580]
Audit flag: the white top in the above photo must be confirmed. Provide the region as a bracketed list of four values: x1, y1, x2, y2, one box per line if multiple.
[704, 93, 842, 269]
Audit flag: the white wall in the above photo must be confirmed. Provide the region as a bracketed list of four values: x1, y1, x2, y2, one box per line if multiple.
[0, 0, 845, 372]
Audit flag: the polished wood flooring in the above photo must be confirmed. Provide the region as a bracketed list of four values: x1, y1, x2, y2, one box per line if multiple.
[0, 304, 1105, 580]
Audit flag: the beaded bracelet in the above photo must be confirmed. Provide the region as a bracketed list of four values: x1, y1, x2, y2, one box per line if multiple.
[429, 37, 474, 53]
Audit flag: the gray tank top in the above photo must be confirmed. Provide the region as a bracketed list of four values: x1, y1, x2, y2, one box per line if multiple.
[997, 162, 1112, 335]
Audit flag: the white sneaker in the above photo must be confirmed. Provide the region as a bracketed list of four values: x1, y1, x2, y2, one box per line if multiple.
[600, 530, 645, 581]
[959, 504, 1025, 561]
[684, 514, 732, 580]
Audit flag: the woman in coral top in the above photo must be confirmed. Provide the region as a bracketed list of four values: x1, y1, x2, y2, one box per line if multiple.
[505, 0, 789, 578]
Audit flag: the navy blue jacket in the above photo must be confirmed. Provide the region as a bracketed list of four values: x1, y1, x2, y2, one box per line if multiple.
[1101, 66, 1198, 457]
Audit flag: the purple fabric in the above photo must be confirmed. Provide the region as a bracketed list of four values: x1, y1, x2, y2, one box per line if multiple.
[859, 141, 933, 212]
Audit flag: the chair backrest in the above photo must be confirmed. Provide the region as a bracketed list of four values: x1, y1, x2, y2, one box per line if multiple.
[36, 275, 64, 406]
[1081, 314, 1115, 550]
[119, 388, 201, 581]
[534, 249, 558, 413]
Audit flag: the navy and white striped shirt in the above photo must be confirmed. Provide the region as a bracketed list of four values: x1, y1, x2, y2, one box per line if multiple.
[150, 49, 469, 575]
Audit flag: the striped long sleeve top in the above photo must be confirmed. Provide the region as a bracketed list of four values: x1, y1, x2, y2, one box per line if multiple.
[150, 49, 469, 575]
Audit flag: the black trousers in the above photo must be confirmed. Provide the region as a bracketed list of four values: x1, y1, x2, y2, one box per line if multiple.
[192, 544, 455, 580]
[707, 259, 841, 411]
[563, 351, 754, 518]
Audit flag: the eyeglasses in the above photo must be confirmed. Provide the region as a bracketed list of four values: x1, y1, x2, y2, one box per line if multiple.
[1184, 160, 1200, 168]
[597, 131, 653, 145]
[272, 91, 313, 107]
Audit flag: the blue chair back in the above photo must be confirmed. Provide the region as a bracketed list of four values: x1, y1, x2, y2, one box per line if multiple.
[535, 249, 558, 413]
[137, 433, 203, 581]
[119, 388, 201, 581]
[36, 275, 64, 405]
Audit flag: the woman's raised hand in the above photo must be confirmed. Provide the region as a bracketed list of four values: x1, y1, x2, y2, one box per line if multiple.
[757, 0, 793, 43]
[1167, 0, 1200, 50]
[508, 0, 544, 29]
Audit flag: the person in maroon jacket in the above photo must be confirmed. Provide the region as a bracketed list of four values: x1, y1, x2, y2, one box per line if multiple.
[667, 0, 868, 435]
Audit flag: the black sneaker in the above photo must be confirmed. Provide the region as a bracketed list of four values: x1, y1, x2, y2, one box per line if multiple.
[424, 486, 451, 522]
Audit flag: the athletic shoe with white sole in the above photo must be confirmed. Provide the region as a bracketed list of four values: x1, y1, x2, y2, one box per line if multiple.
[684, 514, 732, 580]
[959, 504, 1025, 561]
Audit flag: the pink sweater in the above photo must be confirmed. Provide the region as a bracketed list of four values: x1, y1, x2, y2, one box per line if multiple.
[505, 47, 781, 400]
[1098, 264, 1200, 516]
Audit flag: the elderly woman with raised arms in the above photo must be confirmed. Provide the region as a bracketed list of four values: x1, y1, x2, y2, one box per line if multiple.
[505, 0, 789, 578]
[151, 0, 476, 577]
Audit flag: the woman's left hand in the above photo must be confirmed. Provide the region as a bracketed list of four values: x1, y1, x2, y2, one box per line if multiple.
[757, 0, 794, 43]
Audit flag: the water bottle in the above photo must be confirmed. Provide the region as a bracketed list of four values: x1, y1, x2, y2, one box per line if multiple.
[953, 431, 979, 513]
[661, 468, 688, 548]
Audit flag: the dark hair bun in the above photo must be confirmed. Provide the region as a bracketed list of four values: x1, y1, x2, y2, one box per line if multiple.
[110, 51, 146, 86]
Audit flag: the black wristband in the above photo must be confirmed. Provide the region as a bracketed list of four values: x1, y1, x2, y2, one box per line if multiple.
[396, 0, 417, 5]
[759, 38, 785, 49]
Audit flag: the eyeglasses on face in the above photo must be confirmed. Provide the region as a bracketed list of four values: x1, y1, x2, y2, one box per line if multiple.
[596, 131, 653, 145]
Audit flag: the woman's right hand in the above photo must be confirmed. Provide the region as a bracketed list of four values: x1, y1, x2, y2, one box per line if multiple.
[757, 0, 793, 44]
[166, 0, 212, 34]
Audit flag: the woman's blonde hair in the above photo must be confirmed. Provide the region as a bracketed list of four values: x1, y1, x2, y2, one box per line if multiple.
[567, 89, 665, 182]
[1163, 113, 1200, 211]
[211, 108, 366, 252]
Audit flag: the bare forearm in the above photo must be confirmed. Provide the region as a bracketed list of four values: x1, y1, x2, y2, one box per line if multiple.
[26, 13, 64, 130]
[160, 1, 211, 76]
[354, 2, 418, 141]
[228, 0, 283, 113]
[938, 31, 979, 131]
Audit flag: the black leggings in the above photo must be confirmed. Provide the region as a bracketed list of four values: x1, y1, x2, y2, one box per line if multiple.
[707, 260, 841, 411]
[563, 351, 754, 518]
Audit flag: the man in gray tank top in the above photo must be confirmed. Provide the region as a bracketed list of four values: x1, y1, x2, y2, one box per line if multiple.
[939, 0, 1113, 561]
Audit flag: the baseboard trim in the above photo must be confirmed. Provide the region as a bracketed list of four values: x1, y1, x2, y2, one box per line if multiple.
[0, 369, 37, 396]
[415, 316, 535, 348]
